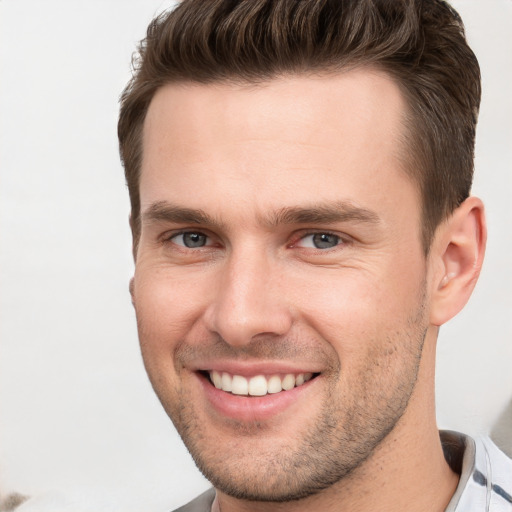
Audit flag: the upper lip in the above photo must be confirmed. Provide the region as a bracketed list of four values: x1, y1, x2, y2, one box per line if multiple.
[189, 359, 322, 377]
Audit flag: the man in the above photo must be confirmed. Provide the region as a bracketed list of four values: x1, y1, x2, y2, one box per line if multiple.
[118, 0, 512, 511]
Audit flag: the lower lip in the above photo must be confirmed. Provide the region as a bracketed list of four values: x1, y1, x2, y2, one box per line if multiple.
[197, 373, 317, 422]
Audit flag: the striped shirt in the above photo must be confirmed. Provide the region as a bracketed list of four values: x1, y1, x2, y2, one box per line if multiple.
[443, 431, 512, 511]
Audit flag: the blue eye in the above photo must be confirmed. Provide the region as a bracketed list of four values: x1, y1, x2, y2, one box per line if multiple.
[298, 233, 341, 249]
[173, 232, 208, 248]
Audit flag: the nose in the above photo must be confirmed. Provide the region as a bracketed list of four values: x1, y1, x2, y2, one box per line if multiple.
[203, 247, 293, 347]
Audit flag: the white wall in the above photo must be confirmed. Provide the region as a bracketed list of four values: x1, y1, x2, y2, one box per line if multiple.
[0, 1, 510, 511]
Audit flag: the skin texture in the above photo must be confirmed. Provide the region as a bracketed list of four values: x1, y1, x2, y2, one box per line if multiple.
[131, 69, 486, 512]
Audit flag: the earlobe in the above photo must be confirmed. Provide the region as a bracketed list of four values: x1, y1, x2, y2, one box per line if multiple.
[429, 197, 486, 326]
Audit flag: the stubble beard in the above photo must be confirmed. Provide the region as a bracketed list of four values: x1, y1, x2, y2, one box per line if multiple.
[160, 309, 428, 503]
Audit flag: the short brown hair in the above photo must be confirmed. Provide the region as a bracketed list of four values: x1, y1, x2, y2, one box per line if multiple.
[118, 0, 481, 251]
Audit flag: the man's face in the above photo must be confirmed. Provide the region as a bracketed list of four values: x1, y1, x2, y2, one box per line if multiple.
[133, 70, 432, 501]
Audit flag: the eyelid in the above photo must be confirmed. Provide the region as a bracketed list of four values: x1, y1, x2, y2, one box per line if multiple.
[161, 228, 216, 247]
[289, 229, 349, 249]
[159, 227, 351, 250]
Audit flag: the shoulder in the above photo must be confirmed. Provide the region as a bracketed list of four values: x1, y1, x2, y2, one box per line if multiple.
[171, 488, 216, 512]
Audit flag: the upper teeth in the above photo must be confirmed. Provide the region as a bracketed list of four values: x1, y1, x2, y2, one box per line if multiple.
[209, 371, 313, 396]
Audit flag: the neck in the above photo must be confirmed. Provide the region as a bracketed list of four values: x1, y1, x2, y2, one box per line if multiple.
[215, 333, 459, 512]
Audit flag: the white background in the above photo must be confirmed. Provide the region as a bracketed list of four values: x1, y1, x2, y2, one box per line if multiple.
[1, 1, 511, 511]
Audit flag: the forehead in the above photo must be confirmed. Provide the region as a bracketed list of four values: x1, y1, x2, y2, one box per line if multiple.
[140, 69, 416, 219]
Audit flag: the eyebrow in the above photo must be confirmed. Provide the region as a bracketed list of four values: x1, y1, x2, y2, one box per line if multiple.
[141, 200, 381, 229]
[142, 201, 222, 227]
[265, 202, 381, 227]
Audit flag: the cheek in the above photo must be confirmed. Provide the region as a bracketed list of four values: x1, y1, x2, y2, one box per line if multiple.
[294, 262, 426, 356]
[133, 266, 210, 359]
[133, 269, 207, 407]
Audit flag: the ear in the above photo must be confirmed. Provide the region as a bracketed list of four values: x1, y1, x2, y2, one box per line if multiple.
[429, 197, 486, 326]
[128, 214, 137, 307]
[129, 277, 136, 307]
[129, 214, 139, 262]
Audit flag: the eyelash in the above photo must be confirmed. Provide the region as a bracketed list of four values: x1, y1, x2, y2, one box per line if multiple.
[291, 231, 344, 250]
[163, 229, 347, 252]
[164, 230, 215, 249]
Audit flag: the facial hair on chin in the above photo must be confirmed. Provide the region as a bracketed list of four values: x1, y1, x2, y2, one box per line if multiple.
[160, 311, 428, 503]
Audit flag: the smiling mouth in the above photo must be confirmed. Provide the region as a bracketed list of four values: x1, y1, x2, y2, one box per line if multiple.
[205, 370, 318, 397]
